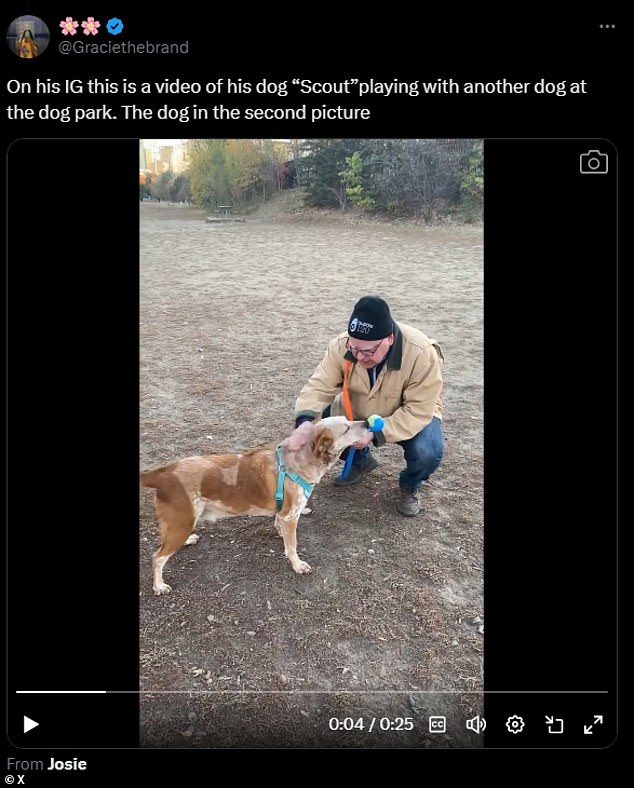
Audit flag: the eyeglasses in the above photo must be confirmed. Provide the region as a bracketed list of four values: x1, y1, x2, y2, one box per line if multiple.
[346, 338, 384, 357]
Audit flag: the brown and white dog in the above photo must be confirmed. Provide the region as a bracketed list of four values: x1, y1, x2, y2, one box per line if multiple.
[140, 416, 372, 595]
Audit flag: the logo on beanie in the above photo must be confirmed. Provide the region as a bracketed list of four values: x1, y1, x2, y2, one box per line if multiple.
[349, 317, 374, 335]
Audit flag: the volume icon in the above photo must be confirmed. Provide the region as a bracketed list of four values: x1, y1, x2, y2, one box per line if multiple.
[466, 715, 486, 733]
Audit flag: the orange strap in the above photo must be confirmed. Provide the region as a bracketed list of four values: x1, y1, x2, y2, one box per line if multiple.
[342, 360, 354, 420]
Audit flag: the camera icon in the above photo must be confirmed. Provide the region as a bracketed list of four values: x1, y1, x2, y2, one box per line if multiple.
[580, 149, 608, 175]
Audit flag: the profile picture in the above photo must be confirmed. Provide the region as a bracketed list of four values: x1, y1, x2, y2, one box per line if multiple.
[7, 15, 50, 58]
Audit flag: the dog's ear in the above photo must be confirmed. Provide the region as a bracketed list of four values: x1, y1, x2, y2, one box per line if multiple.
[315, 430, 339, 462]
[283, 420, 315, 452]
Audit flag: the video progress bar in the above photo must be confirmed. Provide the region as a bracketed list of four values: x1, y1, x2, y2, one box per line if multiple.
[16, 690, 107, 694]
[16, 689, 609, 695]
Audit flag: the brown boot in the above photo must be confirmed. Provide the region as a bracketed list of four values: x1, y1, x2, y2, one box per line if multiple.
[397, 487, 421, 516]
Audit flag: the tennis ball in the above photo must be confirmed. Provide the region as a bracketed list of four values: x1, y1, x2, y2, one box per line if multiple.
[367, 415, 384, 430]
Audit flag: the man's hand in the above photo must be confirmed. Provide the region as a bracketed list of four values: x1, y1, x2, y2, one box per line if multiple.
[352, 431, 374, 449]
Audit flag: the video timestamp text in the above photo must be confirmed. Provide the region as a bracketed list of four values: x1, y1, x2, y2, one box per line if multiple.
[328, 717, 414, 732]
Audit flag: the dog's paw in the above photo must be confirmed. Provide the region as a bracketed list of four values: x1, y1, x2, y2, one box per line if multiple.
[184, 533, 200, 546]
[293, 560, 312, 574]
[301, 506, 313, 515]
[153, 582, 172, 595]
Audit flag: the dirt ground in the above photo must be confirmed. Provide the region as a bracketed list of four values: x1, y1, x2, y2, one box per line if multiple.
[139, 195, 484, 749]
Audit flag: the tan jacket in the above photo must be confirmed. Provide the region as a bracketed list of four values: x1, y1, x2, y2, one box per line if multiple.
[295, 322, 443, 445]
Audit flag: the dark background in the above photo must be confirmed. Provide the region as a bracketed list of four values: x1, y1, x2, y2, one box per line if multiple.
[2, 5, 620, 767]
[0, 5, 623, 139]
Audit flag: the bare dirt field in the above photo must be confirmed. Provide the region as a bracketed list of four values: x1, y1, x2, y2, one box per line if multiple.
[139, 197, 483, 749]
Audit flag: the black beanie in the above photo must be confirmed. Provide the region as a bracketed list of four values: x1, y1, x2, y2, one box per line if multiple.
[348, 296, 394, 340]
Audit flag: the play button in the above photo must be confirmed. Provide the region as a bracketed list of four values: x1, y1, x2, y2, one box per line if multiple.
[23, 716, 39, 733]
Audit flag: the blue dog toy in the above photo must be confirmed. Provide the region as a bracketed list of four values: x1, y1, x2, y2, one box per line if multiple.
[339, 415, 384, 480]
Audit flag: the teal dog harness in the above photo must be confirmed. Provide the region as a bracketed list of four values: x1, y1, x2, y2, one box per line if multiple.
[275, 445, 314, 511]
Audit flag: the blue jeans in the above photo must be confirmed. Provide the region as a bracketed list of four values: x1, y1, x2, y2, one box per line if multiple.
[397, 416, 444, 490]
[326, 407, 444, 490]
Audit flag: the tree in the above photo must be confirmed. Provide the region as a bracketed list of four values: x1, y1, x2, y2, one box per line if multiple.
[187, 139, 230, 208]
[358, 139, 482, 223]
[459, 141, 484, 222]
[288, 139, 304, 163]
[299, 139, 359, 210]
[253, 139, 290, 199]
[339, 151, 374, 209]
[225, 139, 262, 204]
[152, 170, 174, 202]
[139, 172, 151, 201]
[186, 139, 292, 209]
[170, 173, 192, 204]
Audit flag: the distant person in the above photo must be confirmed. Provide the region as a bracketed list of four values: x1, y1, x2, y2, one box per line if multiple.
[17, 29, 39, 58]
[294, 295, 444, 516]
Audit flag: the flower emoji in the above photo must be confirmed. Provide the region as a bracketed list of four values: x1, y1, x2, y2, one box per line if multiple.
[81, 17, 101, 36]
[59, 17, 79, 36]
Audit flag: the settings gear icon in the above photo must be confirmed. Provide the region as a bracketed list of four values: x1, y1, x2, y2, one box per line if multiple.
[506, 715, 525, 734]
